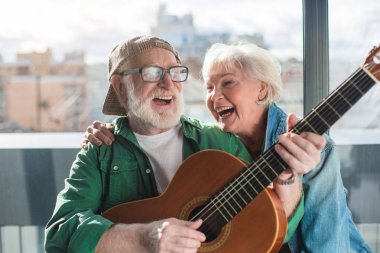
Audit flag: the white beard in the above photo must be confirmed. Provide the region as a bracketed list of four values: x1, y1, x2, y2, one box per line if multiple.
[126, 81, 183, 129]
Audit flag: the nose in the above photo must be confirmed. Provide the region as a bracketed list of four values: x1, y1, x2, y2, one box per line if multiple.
[157, 71, 174, 88]
[210, 87, 224, 101]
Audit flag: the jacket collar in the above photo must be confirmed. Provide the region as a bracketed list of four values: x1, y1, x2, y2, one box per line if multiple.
[263, 102, 288, 151]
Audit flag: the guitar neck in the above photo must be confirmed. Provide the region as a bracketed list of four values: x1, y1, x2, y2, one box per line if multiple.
[292, 67, 377, 135]
[202, 67, 378, 227]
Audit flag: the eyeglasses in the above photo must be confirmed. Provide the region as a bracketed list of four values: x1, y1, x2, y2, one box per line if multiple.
[122, 65, 189, 82]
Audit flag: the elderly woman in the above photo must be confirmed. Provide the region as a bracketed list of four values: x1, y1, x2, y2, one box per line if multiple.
[83, 42, 371, 252]
[201, 43, 371, 252]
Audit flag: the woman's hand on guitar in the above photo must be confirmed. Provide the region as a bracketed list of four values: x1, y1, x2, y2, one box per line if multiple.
[274, 113, 326, 177]
[143, 218, 206, 253]
[273, 113, 326, 218]
[81, 120, 115, 150]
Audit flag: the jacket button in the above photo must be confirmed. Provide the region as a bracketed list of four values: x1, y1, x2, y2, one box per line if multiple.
[145, 169, 151, 174]
[113, 166, 119, 171]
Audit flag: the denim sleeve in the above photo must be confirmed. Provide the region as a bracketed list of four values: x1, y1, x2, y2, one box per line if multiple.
[45, 145, 113, 253]
[289, 137, 370, 252]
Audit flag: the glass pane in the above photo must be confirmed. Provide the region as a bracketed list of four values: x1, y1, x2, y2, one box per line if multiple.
[0, 1, 303, 252]
[0, 0, 303, 132]
[329, 0, 380, 130]
[329, 2, 380, 251]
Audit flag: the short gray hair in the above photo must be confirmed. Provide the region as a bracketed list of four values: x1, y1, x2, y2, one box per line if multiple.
[201, 43, 282, 106]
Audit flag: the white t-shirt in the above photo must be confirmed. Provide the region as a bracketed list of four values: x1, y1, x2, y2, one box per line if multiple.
[134, 124, 184, 193]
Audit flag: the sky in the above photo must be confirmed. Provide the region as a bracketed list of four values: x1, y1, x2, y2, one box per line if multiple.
[0, 0, 379, 64]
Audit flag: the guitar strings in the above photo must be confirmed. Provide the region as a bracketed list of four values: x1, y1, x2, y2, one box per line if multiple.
[194, 66, 376, 239]
[190, 65, 376, 237]
[189, 63, 378, 239]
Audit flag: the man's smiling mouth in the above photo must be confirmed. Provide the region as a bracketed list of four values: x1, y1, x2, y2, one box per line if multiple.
[153, 96, 174, 105]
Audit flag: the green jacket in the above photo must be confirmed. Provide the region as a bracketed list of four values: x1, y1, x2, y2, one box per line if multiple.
[45, 115, 303, 252]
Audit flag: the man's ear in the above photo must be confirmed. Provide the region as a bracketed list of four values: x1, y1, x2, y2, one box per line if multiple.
[110, 75, 122, 90]
[110, 75, 128, 107]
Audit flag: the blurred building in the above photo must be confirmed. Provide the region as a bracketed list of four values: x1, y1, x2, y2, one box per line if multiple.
[151, 4, 271, 123]
[0, 49, 88, 132]
[151, 4, 266, 63]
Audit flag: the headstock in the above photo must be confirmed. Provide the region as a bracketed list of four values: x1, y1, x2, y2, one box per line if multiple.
[364, 45, 380, 82]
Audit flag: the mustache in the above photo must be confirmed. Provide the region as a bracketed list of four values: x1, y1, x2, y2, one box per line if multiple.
[148, 87, 181, 99]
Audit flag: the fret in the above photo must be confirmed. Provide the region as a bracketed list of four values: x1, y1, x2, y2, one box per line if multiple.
[222, 192, 239, 216]
[336, 87, 353, 106]
[210, 198, 232, 222]
[349, 80, 365, 95]
[248, 169, 266, 189]
[244, 177, 259, 195]
[352, 68, 376, 93]
[233, 181, 249, 205]
[268, 151, 287, 175]
[196, 51, 380, 232]
[311, 108, 331, 129]
[234, 173, 257, 202]
[255, 166, 272, 183]
[262, 158, 279, 176]
[238, 174, 256, 201]
[324, 99, 341, 117]
[303, 119, 318, 133]
[220, 186, 242, 217]
[228, 187, 244, 211]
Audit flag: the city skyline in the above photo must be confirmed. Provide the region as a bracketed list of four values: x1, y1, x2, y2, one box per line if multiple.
[0, 0, 379, 64]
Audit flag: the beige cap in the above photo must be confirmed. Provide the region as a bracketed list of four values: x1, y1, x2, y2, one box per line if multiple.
[102, 35, 181, 115]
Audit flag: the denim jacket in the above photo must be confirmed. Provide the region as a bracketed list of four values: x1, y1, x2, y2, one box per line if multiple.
[264, 103, 372, 253]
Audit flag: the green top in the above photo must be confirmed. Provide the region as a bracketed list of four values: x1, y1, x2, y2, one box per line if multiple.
[45, 115, 303, 252]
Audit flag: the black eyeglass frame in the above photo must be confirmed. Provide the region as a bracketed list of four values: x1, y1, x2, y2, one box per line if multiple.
[121, 65, 189, 83]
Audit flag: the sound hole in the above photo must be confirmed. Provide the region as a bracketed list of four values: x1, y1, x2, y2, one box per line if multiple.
[188, 204, 223, 243]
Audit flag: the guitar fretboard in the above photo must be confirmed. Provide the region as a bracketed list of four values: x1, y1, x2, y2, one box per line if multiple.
[195, 67, 377, 233]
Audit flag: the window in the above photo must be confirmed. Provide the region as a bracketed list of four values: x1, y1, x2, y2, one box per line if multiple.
[329, 1, 380, 251]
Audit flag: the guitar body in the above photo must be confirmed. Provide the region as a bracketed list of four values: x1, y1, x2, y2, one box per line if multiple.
[103, 46, 380, 252]
[103, 150, 287, 253]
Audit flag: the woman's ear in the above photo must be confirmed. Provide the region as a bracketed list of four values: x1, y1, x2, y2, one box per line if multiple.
[258, 81, 269, 101]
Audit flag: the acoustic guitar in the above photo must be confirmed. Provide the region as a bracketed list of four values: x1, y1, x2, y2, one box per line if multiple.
[103, 46, 380, 252]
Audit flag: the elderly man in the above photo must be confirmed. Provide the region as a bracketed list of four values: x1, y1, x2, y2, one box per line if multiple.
[45, 35, 324, 253]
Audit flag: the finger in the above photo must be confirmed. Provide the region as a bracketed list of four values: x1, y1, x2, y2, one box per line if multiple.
[276, 134, 320, 174]
[89, 122, 114, 145]
[105, 123, 115, 137]
[286, 133, 324, 163]
[159, 221, 204, 253]
[163, 220, 206, 242]
[277, 133, 309, 157]
[87, 133, 103, 146]
[186, 219, 203, 230]
[286, 113, 299, 132]
[275, 142, 303, 172]
[100, 123, 115, 142]
[276, 134, 311, 170]
[300, 132, 326, 151]
[92, 120, 103, 129]
[81, 141, 88, 150]
[173, 236, 203, 249]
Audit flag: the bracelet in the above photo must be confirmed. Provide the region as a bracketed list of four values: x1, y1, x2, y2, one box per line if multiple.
[275, 173, 296, 185]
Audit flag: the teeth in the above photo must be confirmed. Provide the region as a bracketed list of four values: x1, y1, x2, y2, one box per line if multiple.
[215, 106, 233, 113]
[156, 96, 173, 100]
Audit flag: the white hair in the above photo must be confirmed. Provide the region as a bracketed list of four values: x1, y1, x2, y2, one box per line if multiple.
[201, 43, 283, 106]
